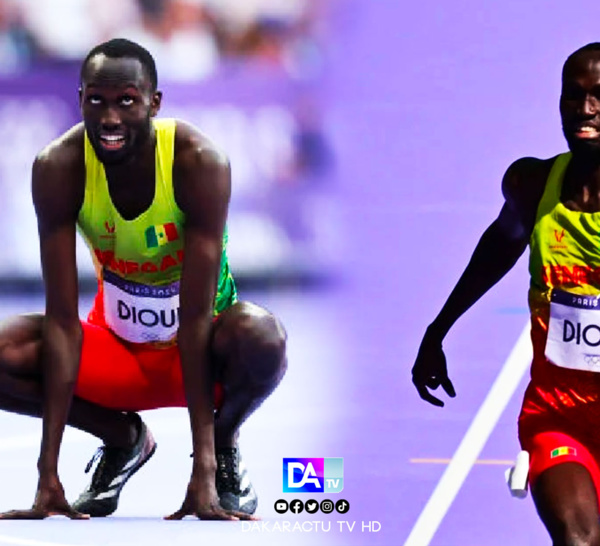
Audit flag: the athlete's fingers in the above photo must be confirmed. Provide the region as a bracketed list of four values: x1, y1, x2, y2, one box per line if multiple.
[441, 377, 456, 398]
[165, 508, 238, 521]
[198, 509, 239, 521]
[165, 507, 257, 521]
[60, 508, 90, 520]
[164, 508, 188, 520]
[45, 499, 90, 520]
[0, 509, 45, 520]
[0, 506, 89, 520]
[425, 377, 441, 389]
[413, 374, 445, 406]
[227, 510, 259, 521]
[415, 384, 444, 407]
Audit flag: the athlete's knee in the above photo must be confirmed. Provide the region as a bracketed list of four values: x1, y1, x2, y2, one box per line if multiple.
[217, 305, 287, 384]
[238, 314, 286, 384]
[0, 314, 43, 375]
[550, 518, 600, 546]
[545, 501, 600, 546]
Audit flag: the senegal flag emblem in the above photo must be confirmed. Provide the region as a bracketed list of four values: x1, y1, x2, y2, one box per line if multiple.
[550, 446, 577, 458]
[145, 223, 179, 248]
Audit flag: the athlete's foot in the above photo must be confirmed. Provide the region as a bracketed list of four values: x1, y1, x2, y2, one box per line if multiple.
[215, 445, 258, 515]
[71, 413, 157, 517]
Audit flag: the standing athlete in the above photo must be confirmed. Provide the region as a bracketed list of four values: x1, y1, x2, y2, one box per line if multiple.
[413, 43, 600, 544]
[0, 38, 287, 520]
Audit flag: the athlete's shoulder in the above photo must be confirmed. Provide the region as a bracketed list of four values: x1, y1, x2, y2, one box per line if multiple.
[172, 119, 230, 171]
[502, 154, 559, 209]
[171, 119, 231, 216]
[35, 122, 85, 172]
[32, 123, 85, 217]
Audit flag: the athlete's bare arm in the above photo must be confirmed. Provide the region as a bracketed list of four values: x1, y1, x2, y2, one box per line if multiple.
[0, 126, 87, 519]
[166, 121, 252, 521]
[411, 157, 551, 406]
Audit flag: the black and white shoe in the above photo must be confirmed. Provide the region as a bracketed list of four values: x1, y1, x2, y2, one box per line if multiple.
[215, 446, 258, 515]
[71, 414, 157, 517]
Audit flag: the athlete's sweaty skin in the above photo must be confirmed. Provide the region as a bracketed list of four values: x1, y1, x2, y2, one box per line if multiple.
[412, 48, 600, 544]
[0, 54, 286, 520]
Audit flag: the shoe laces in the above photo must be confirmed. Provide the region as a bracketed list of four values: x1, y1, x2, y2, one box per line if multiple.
[216, 448, 240, 494]
[84, 446, 127, 490]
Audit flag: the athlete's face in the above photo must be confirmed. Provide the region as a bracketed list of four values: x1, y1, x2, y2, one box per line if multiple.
[560, 52, 600, 158]
[79, 55, 162, 165]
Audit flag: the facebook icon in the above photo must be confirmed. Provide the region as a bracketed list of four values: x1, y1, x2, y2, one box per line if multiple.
[290, 499, 304, 514]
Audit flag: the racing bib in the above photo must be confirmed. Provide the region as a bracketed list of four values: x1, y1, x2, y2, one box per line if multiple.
[546, 289, 600, 372]
[102, 270, 180, 343]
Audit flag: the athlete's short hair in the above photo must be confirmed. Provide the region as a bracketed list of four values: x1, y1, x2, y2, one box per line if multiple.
[80, 38, 158, 91]
[563, 43, 600, 77]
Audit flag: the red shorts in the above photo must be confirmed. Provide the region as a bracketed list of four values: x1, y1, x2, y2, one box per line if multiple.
[74, 320, 224, 412]
[521, 430, 600, 509]
[520, 373, 600, 507]
[518, 332, 600, 505]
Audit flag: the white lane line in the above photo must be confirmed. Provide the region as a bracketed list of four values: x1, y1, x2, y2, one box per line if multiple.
[405, 323, 532, 546]
[0, 534, 91, 546]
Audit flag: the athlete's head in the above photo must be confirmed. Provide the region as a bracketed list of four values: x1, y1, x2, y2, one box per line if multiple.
[560, 43, 600, 159]
[79, 38, 162, 165]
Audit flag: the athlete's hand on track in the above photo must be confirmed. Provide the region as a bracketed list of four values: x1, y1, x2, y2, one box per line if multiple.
[0, 475, 89, 520]
[412, 329, 456, 407]
[165, 480, 258, 521]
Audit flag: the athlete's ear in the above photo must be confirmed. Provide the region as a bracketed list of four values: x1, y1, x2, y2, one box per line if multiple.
[78, 86, 83, 108]
[150, 91, 162, 117]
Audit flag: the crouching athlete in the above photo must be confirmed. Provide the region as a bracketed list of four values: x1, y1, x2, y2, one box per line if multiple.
[0, 38, 287, 520]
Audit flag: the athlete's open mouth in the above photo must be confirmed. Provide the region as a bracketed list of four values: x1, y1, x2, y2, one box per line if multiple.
[99, 134, 126, 150]
[572, 124, 600, 139]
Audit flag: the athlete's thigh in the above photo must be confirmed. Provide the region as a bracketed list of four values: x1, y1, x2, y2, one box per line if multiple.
[75, 321, 149, 410]
[0, 313, 44, 375]
[528, 431, 600, 538]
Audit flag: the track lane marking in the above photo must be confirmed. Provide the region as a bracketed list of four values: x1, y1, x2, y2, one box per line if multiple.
[404, 323, 532, 546]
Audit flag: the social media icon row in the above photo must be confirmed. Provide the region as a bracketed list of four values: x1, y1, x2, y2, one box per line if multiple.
[274, 499, 350, 515]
